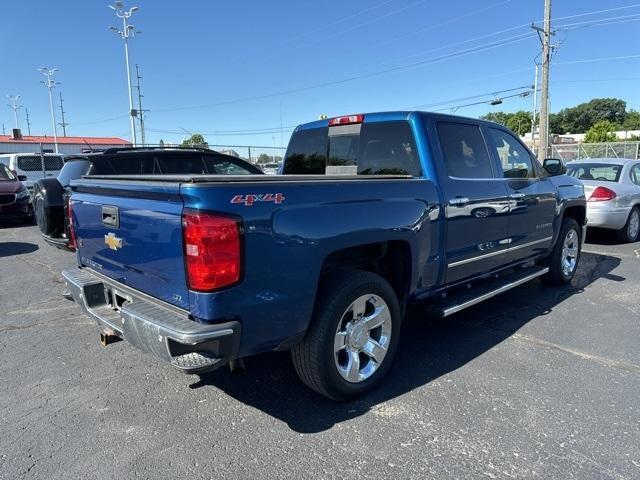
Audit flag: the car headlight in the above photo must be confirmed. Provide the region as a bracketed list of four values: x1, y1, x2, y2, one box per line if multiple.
[16, 189, 30, 199]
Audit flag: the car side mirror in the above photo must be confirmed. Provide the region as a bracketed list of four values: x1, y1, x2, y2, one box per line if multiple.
[17, 174, 27, 182]
[543, 158, 566, 176]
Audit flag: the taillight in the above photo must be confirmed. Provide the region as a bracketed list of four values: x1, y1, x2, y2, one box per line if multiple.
[182, 209, 242, 291]
[588, 186, 617, 202]
[67, 197, 77, 251]
[328, 114, 364, 126]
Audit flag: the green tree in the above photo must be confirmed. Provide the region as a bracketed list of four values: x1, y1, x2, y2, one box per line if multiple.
[622, 110, 640, 130]
[505, 111, 532, 136]
[181, 133, 208, 148]
[557, 98, 626, 133]
[480, 112, 510, 125]
[548, 113, 563, 134]
[584, 120, 618, 143]
[257, 153, 271, 164]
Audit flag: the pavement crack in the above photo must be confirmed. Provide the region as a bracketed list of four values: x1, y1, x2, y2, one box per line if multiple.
[511, 333, 640, 374]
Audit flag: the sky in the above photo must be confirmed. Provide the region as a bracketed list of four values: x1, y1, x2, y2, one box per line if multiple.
[2, 0, 640, 155]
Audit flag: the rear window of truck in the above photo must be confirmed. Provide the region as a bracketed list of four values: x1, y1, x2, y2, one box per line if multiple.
[283, 121, 421, 176]
[566, 163, 622, 182]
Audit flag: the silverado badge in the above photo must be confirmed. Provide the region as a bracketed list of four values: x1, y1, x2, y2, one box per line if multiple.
[104, 232, 123, 251]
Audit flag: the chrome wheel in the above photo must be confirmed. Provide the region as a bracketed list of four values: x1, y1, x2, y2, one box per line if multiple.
[628, 210, 640, 240]
[561, 229, 579, 276]
[334, 294, 392, 383]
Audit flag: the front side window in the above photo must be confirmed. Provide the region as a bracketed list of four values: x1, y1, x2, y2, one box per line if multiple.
[437, 122, 494, 179]
[487, 129, 536, 179]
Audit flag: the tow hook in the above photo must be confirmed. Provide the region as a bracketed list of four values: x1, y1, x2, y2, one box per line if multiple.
[229, 358, 246, 374]
[99, 329, 121, 347]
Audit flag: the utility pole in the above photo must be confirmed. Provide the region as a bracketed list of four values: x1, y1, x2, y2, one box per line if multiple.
[109, 1, 140, 146]
[6, 95, 22, 129]
[25, 108, 32, 135]
[2, 124, 5, 135]
[532, 0, 553, 161]
[134, 63, 148, 146]
[58, 91, 68, 136]
[38, 67, 60, 153]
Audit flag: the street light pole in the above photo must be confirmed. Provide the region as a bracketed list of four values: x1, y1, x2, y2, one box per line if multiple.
[38, 67, 60, 153]
[109, 1, 140, 146]
[6, 95, 22, 129]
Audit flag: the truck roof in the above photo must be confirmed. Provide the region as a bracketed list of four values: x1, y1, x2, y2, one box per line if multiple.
[295, 110, 505, 132]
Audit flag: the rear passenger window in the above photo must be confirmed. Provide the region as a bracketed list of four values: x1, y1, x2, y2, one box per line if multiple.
[357, 122, 420, 176]
[487, 128, 536, 179]
[436, 123, 494, 178]
[631, 165, 640, 186]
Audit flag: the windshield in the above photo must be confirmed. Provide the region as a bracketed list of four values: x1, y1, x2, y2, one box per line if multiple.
[0, 164, 17, 181]
[566, 163, 622, 182]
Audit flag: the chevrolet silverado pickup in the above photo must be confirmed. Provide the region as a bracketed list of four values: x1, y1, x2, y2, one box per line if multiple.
[61, 112, 586, 400]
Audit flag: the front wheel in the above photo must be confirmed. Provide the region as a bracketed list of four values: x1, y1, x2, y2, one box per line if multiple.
[291, 270, 402, 401]
[542, 217, 581, 285]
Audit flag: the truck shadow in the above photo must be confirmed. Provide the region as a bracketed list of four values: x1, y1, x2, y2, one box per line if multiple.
[192, 252, 622, 433]
[0, 241, 39, 257]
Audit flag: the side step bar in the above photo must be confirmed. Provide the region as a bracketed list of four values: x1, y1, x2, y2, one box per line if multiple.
[426, 267, 549, 318]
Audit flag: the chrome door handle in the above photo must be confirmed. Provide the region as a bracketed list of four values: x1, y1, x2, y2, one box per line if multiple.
[510, 192, 526, 199]
[449, 197, 470, 207]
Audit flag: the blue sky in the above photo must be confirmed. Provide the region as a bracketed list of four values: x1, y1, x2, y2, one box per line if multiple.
[2, 0, 640, 153]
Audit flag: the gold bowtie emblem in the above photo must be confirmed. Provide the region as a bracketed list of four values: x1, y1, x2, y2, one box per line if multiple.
[104, 232, 123, 251]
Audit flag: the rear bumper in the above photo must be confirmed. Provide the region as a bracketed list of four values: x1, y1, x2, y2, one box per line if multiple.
[62, 267, 241, 374]
[586, 206, 629, 230]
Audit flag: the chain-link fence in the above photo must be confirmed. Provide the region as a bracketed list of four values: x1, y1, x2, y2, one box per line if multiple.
[551, 142, 640, 162]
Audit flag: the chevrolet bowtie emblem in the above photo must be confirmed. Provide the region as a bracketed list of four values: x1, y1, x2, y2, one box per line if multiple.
[104, 232, 123, 251]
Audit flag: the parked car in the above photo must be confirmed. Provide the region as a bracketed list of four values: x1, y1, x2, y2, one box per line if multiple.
[33, 146, 263, 250]
[261, 162, 281, 175]
[0, 152, 65, 192]
[566, 158, 640, 242]
[58, 112, 586, 400]
[0, 163, 33, 223]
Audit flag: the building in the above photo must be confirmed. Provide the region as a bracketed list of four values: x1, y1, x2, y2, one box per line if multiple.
[0, 130, 130, 155]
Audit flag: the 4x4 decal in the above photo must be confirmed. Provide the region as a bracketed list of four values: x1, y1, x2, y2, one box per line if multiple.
[231, 193, 285, 206]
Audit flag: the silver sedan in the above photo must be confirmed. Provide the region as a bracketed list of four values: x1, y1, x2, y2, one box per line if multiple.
[566, 158, 640, 243]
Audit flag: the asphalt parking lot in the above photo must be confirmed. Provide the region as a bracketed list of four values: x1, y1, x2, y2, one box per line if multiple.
[1, 222, 639, 479]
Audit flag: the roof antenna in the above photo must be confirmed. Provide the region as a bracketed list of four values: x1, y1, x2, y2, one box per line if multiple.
[82, 138, 95, 152]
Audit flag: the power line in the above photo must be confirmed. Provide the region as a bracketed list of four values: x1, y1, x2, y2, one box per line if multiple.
[555, 53, 640, 65]
[153, 34, 534, 114]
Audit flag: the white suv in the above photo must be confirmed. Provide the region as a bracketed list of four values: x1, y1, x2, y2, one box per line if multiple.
[0, 153, 65, 191]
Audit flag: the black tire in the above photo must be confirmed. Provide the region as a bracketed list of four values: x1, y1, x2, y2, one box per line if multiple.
[542, 217, 581, 285]
[291, 269, 402, 401]
[615, 207, 640, 243]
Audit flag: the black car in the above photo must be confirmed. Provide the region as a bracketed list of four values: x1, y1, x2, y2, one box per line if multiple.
[33, 146, 263, 250]
[0, 164, 33, 223]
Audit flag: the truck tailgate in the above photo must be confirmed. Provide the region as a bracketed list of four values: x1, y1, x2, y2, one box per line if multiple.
[71, 180, 189, 310]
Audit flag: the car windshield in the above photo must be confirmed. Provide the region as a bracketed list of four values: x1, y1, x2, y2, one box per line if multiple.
[566, 163, 622, 182]
[0, 165, 16, 181]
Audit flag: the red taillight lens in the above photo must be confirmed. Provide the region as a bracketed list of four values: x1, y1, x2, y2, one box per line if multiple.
[182, 209, 241, 291]
[67, 197, 77, 251]
[588, 186, 617, 202]
[328, 114, 364, 126]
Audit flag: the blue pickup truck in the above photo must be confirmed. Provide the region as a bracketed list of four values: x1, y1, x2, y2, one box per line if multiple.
[62, 112, 586, 400]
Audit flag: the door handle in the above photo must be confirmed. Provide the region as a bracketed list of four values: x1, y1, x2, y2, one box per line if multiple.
[449, 197, 470, 207]
[510, 192, 526, 199]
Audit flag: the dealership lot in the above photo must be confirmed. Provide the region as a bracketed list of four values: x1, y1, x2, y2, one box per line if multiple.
[1, 223, 639, 479]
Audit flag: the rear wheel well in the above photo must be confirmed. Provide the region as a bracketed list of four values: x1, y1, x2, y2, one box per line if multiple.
[320, 241, 412, 310]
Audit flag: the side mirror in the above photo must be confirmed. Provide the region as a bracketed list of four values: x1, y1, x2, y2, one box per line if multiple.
[17, 175, 27, 182]
[543, 158, 566, 176]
